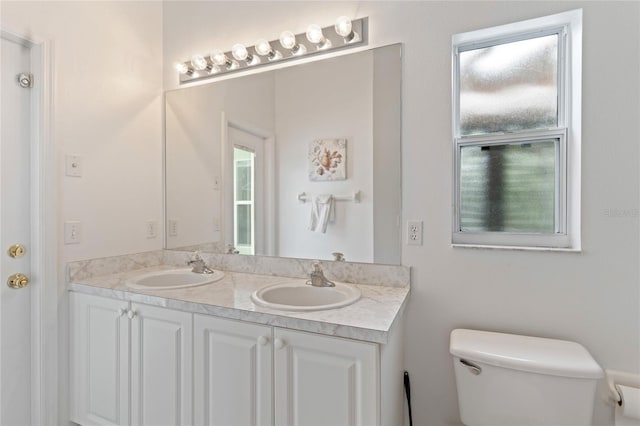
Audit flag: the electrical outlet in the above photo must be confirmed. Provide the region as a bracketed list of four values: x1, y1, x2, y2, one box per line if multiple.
[407, 220, 422, 246]
[146, 220, 157, 239]
[168, 219, 178, 237]
[65, 221, 82, 244]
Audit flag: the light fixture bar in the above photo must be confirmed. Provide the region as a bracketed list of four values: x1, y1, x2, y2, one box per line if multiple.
[178, 17, 367, 84]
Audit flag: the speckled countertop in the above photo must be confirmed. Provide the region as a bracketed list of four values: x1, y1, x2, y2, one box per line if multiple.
[68, 265, 409, 344]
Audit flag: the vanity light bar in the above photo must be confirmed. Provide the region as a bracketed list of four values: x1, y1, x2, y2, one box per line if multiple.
[177, 17, 368, 84]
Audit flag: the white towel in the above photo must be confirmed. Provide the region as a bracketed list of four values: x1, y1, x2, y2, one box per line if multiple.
[308, 195, 333, 233]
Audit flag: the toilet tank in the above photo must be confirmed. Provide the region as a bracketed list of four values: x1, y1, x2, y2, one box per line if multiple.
[450, 329, 603, 426]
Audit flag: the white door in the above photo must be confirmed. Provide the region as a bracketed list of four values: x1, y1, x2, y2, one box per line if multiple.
[130, 303, 193, 426]
[228, 126, 265, 256]
[1, 34, 33, 426]
[194, 314, 273, 426]
[70, 293, 130, 426]
[274, 329, 379, 426]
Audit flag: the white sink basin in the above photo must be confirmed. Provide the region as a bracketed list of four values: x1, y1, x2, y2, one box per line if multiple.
[251, 281, 361, 311]
[126, 268, 225, 290]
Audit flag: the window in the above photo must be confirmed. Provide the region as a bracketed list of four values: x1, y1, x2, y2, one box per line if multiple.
[233, 146, 255, 255]
[452, 10, 582, 249]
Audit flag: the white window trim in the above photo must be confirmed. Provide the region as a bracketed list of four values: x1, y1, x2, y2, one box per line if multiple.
[451, 9, 582, 251]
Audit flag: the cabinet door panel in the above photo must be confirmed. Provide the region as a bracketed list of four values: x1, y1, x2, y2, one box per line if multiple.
[70, 292, 129, 426]
[130, 303, 192, 426]
[194, 314, 272, 426]
[274, 329, 379, 426]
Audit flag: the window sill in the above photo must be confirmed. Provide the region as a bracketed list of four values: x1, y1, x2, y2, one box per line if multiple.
[451, 243, 581, 253]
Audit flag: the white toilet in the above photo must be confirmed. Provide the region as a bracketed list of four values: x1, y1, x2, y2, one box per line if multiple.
[450, 329, 603, 426]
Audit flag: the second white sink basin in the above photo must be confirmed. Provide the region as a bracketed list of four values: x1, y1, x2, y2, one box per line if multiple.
[251, 281, 361, 311]
[126, 268, 225, 290]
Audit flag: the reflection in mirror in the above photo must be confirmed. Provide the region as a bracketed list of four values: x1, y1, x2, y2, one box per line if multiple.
[165, 44, 401, 264]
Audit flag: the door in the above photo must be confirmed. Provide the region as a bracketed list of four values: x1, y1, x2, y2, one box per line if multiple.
[274, 329, 379, 426]
[1, 34, 33, 426]
[194, 314, 273, 426]
[70, 293, 130, 426]
[227, 126, 265, 256]
[130, 303, 193, 426]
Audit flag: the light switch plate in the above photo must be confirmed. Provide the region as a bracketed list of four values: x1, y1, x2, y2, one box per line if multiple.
[65, 221, 82, 244]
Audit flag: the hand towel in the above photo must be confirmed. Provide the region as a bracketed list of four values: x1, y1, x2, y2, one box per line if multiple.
[308, 194, 333, 233]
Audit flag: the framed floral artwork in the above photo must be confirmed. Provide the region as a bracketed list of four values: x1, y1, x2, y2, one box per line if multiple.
[308, 138, 346, 181]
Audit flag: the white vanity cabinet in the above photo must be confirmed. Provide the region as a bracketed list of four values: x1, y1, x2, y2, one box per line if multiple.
[194, 314, 273, 426]
[72, 293, 403, 426]
[70, 292, 193, 426]
[194, 315, 386, 426]
[273, 328, 379, 426]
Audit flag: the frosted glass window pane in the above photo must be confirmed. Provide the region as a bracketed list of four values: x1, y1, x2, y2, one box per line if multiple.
[460, 140, 557, 233]
[459, 35, 558, 135]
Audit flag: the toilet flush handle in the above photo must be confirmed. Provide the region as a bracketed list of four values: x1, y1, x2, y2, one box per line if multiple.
[460, 358, 482, 375]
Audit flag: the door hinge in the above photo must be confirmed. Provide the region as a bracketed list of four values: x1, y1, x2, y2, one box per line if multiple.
[17, 73, 33, 88]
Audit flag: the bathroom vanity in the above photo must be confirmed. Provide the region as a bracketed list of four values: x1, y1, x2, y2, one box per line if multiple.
[68, 257, 409, 426]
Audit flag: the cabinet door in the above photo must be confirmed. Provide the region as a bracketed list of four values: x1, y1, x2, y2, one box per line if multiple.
[70, 292, 129, 426]
[130, 303, 193, 426]
[194, 314, 273, 426]
[274, 329, 379, 426]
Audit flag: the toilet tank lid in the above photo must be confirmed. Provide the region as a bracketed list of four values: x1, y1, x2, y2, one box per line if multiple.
[449, 329, 603, 379]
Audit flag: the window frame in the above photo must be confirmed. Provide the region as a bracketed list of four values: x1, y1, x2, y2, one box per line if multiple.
[451, 9, 582, 250]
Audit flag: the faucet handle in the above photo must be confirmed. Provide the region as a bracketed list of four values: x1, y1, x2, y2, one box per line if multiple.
[311, 261, 322, 273]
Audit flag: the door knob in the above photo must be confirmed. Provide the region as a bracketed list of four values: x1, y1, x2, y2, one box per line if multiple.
[258, 335, 269, 346]
[7, 273, 30, 289]
[7, 244, 26, 258]
[274, 338, 286, 350]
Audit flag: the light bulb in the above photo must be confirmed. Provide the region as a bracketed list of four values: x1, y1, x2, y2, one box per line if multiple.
[255, 39, 282, 61]
[306, 24, 324, 44]
[335, 16, 358, 43]
[175, 62, 192, 75]
[255, 39, 272, 56]
[334, 17, 352, 37]
[211, 50, 229, 66]
[306, 24, 331, 50]
[279, 31, 297, 49]
[190, 55, 207, 71]
[231, 44, 248, 61]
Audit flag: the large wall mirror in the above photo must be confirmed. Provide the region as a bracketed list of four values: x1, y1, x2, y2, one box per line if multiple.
[165, 43, 401, 264]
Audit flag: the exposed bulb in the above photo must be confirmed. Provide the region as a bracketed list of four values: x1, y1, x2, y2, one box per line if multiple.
[305, 24, 324, 44]
[231, 43, 260, 65]
[279, 31, 297, 49]
[255, 39, 272, 56]
[211, 50, 229, 66]
[306, 24, 331, 49]
[175, 62, 192, 75]
[335, 16, 358, 43]
[231, 44, 248, 61]
[255, 39, 282, 61]
[334, 17, 352, 37]
[279, 30, 306, 55]
[190, 55, 207, 71]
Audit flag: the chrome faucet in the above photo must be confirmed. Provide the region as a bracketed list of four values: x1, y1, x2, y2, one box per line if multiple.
[187, 251, 214, 274]
[306, 261, 335, 287]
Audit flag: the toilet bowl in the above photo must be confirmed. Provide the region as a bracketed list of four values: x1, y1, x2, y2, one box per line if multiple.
[450, 329, 603, 426]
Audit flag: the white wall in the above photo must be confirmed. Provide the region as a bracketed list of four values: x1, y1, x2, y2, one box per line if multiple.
[165, 72, 275, 249]
[164, 2, 639, 425]
[1, 1, 164, 263]
[1, 2, 163, 424]
[275, 52, 374, 262]
[2, 2, 638, 425]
